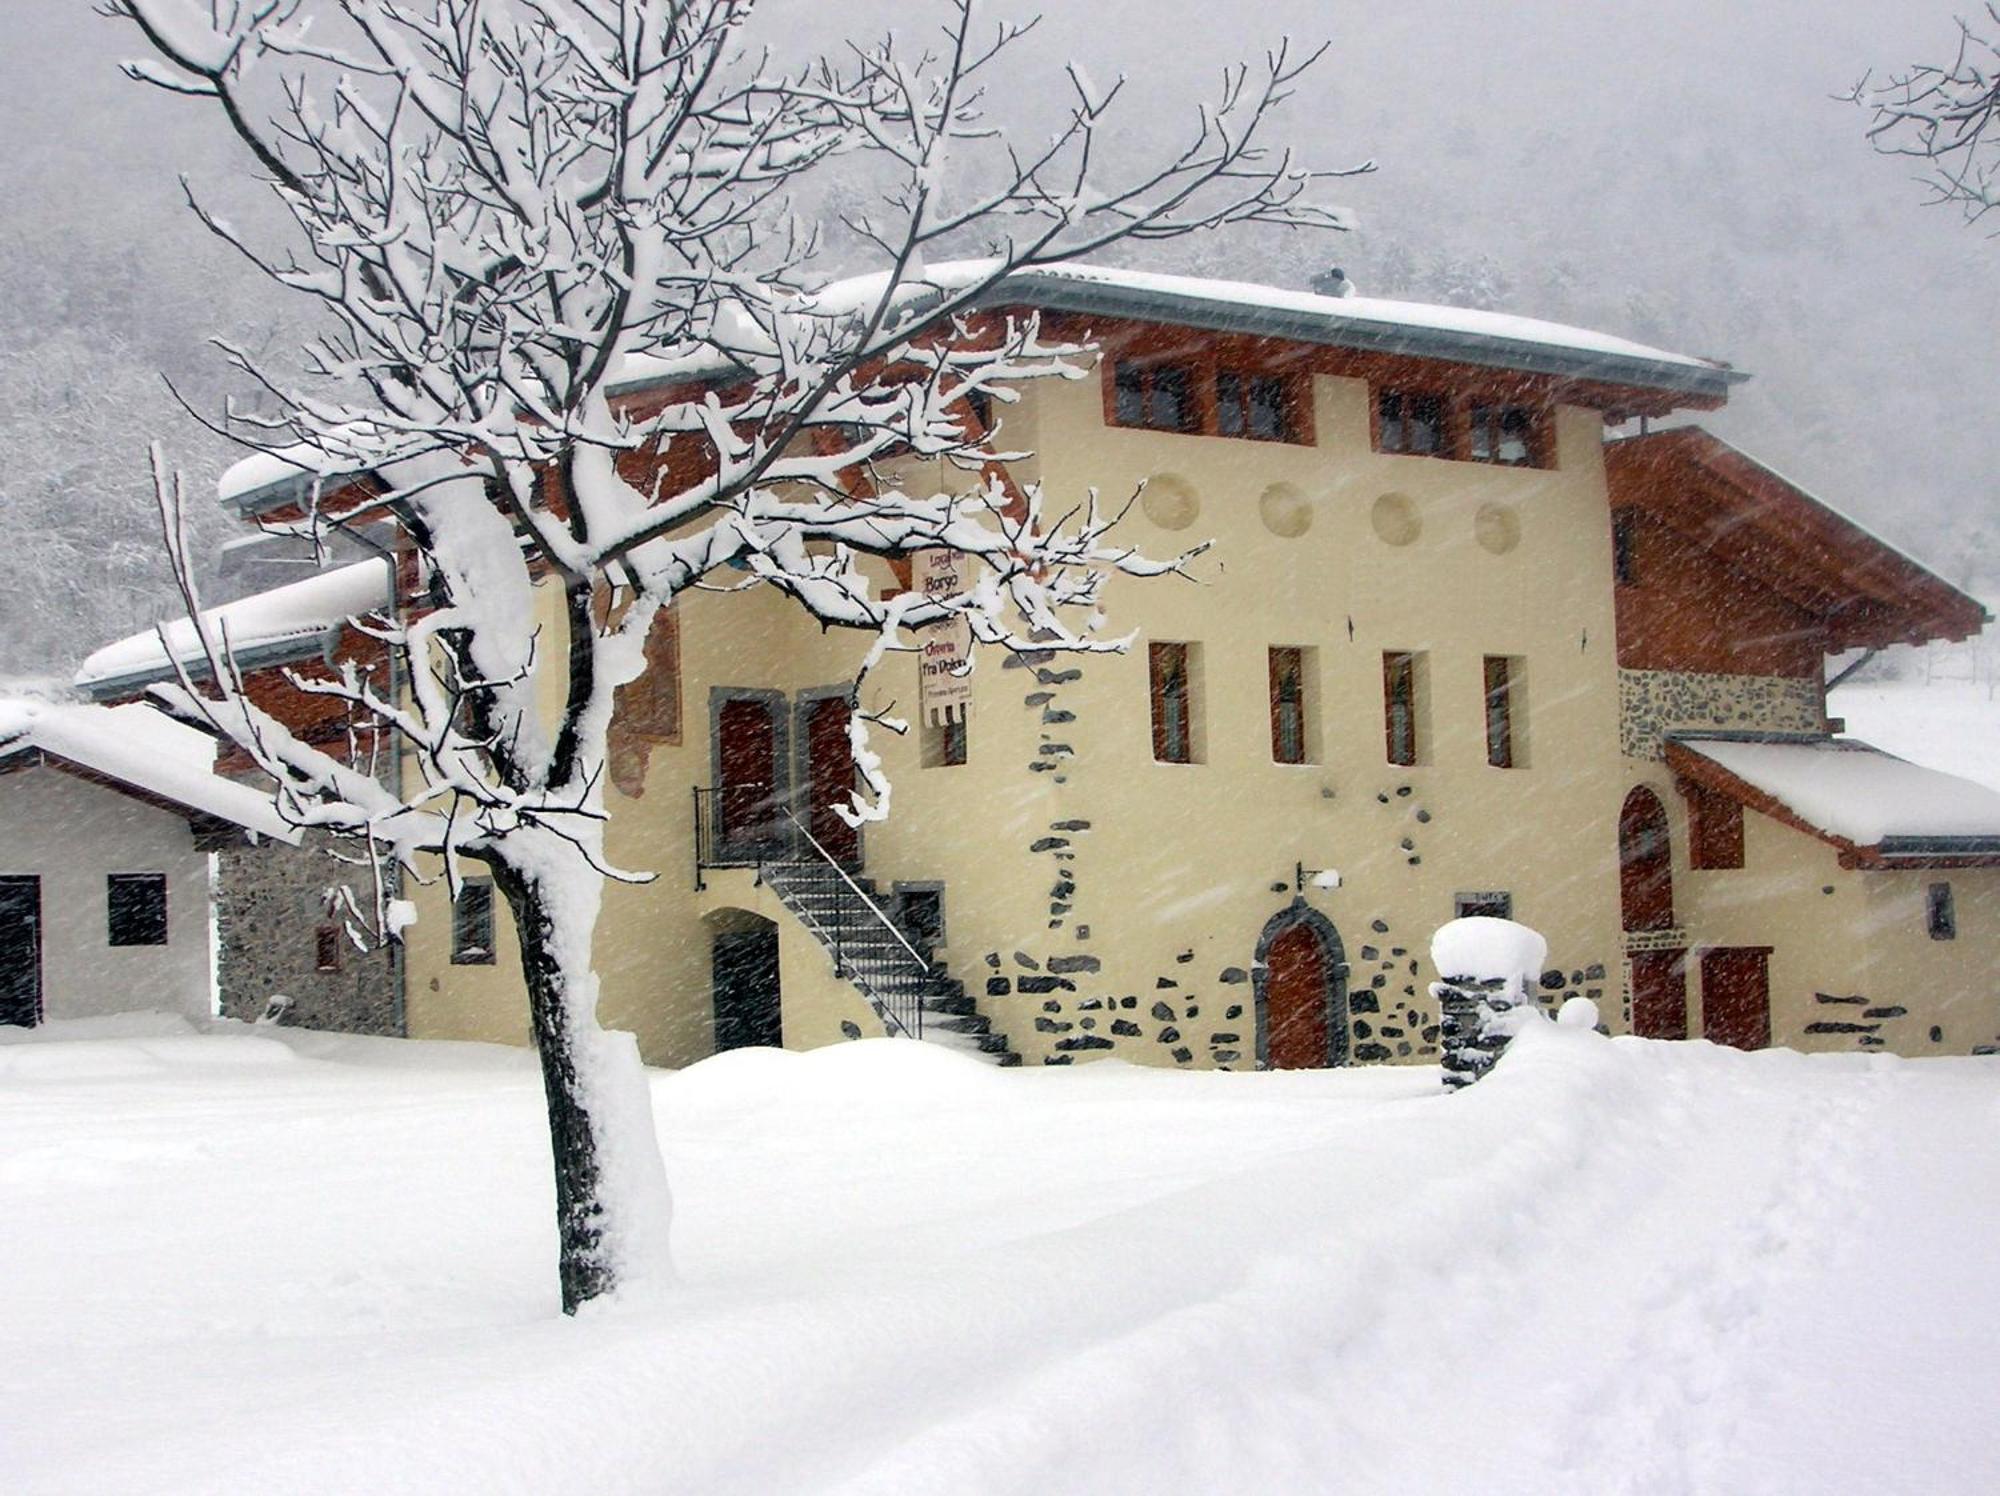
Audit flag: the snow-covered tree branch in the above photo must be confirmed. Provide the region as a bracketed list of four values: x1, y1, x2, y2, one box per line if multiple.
[1856, 5, 2000, 226]
[108, 0, 1360, 1312]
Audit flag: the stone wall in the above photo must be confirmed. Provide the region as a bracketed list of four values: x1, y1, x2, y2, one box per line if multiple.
[215, 832, 403, 1035]
[1618, 669, 1822, 761]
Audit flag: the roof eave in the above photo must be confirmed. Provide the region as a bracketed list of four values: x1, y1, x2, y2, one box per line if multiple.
[978, 279, 1747, 406]
[75, 635, 334, 702]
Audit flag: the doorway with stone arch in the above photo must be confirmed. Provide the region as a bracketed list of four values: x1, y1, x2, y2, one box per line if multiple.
[1252, 902, 1349, 1069]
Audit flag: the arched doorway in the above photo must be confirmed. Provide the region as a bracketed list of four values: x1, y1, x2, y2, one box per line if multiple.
[707, 910, 782, 1053]
[1253, 904, 1348, 1069]
[1619, 786, 1688, 1039]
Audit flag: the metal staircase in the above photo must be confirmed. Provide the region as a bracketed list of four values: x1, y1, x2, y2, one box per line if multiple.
[695, 791, 1019, 1065]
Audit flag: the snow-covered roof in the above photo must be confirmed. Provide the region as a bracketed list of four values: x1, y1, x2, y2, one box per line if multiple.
[0, 698, 299, 843]
[604, 259, 1743, 404]
[75, 559, 393, 696]
[1668, 735, 2000, 858]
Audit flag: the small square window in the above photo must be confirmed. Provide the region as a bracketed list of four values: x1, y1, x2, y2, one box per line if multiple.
[452, 879, 497, 965]
[1455, 892, 1513, 921]
[107, 873, 168, 947]
[1927, 882, 1956, 941]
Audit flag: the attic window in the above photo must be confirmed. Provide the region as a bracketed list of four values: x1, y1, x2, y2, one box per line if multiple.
[1113, 360, 1197, 434]
[1378, 390, 1446, 456]
[1469, 405, 1538, 466]
[1217, 371, 1295, 442]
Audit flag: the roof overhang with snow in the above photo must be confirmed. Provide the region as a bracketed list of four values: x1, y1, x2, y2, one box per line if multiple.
[0, 700, 300, 846]
[969, 263, 1746, 409]
[1606, 428, 1987, 651]
[73, 559, 394, 700]
[1666, 733, 2000, 869]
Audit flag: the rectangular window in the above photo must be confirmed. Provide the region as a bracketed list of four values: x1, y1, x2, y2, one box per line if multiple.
[1455, 891, 1513, 921]
[1686, 782, 1745, 869]
[1383, 651, 1422, 766]
[1378, 390, 1445, 456]
[314, 924, 343, 973]
[1111, 359, 1197, 434]
[921, 711, 968, 768]
[1927, 882, 1957, 941]
[1269, 646, 1312, 764]
[1483, 655, 1520, 770]
[1218, 371, 1295, 442]
[1150, 641, 1199, 764]
[452, 878, 497, 965]
[1469, 405, 1539, 466]
[106, 873, 168, 947]
[1611, 508, 1639, 585]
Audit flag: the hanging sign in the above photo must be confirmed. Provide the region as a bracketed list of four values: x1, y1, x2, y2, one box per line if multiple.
[913, 548, 973, 724]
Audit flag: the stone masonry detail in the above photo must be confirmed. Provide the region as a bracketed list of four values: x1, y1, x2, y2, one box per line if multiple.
[1618, 669, 1822, 761]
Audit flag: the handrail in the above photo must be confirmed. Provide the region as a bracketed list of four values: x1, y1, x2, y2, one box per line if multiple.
[778, 808, 932, 974]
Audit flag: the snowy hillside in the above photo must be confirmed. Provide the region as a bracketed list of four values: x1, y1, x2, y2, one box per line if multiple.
[4, 1017, 1998, 1494]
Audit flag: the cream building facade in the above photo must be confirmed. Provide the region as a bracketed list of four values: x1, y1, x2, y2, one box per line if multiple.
[79, 266, 2000, 1066]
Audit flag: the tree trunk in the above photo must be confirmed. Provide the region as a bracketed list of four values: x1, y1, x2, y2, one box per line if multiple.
[492, 853, 674, 1314]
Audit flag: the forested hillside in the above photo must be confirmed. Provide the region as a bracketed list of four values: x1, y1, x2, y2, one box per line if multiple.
[3, 0, 1993, 675]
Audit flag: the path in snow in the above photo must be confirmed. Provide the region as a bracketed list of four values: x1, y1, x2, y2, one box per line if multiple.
[2, 1017, 1996, 1495]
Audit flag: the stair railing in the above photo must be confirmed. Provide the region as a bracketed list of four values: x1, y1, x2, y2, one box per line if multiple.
[771, 808, 930, 1040]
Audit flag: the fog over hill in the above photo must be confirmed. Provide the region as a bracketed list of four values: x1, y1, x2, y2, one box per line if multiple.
[2, 0, 1994, 675]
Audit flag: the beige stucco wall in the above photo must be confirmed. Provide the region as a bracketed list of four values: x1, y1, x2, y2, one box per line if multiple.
[0, 765, 214, 1022]
[396, 358, 1997, 1069]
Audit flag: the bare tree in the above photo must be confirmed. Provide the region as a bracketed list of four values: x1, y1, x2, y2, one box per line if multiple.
[106, 0, 1360, 1311]
[1856, 5, 2000, 226]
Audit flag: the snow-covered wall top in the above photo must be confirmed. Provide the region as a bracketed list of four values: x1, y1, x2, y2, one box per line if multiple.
[1680, 736, 2000, 847]
[0, 698, 296, 841]
[73, 559, 392, 694]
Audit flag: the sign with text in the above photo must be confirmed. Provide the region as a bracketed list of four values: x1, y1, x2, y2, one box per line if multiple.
[913, 548, 973, 725]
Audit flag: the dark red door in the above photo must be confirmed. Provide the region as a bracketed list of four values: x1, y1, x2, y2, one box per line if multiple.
[1701, 948, 1771, 1051]
[718, 697, 778, 847]
[1266, 922, 1328, 1069]
[1630, 950, 1688, 1039]
[805, 696, 860, 865]
[1619, 787, 1675, 932]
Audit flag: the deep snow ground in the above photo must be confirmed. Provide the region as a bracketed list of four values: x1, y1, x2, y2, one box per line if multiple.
[3, 1017, 1998, 1495]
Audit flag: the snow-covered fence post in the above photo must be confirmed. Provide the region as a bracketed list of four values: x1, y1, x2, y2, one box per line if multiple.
[1430, 916, 1548, 1089]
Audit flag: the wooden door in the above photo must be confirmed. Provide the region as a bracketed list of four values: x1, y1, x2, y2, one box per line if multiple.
[1266, 922, 1329, 1070]
[1629, 950, 1688, 1039]
[1619, 787, 1675, 932]
[0, 877, 42, 1028]
[717, 698, 778, 848]
[1701, 947, 1771, 1051]
[712, 926, 782, 1051]
[805, 695, 860, 866]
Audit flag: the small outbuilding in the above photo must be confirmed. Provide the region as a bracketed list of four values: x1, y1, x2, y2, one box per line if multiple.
[0, 698, 298, 1028]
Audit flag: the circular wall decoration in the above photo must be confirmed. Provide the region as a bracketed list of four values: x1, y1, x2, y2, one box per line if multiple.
[1140, 474, 1200, 531]
[1370, 492, 1421, 547]
[1474, 502, 1521, 555]
[1258, 483, 1313, 539]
